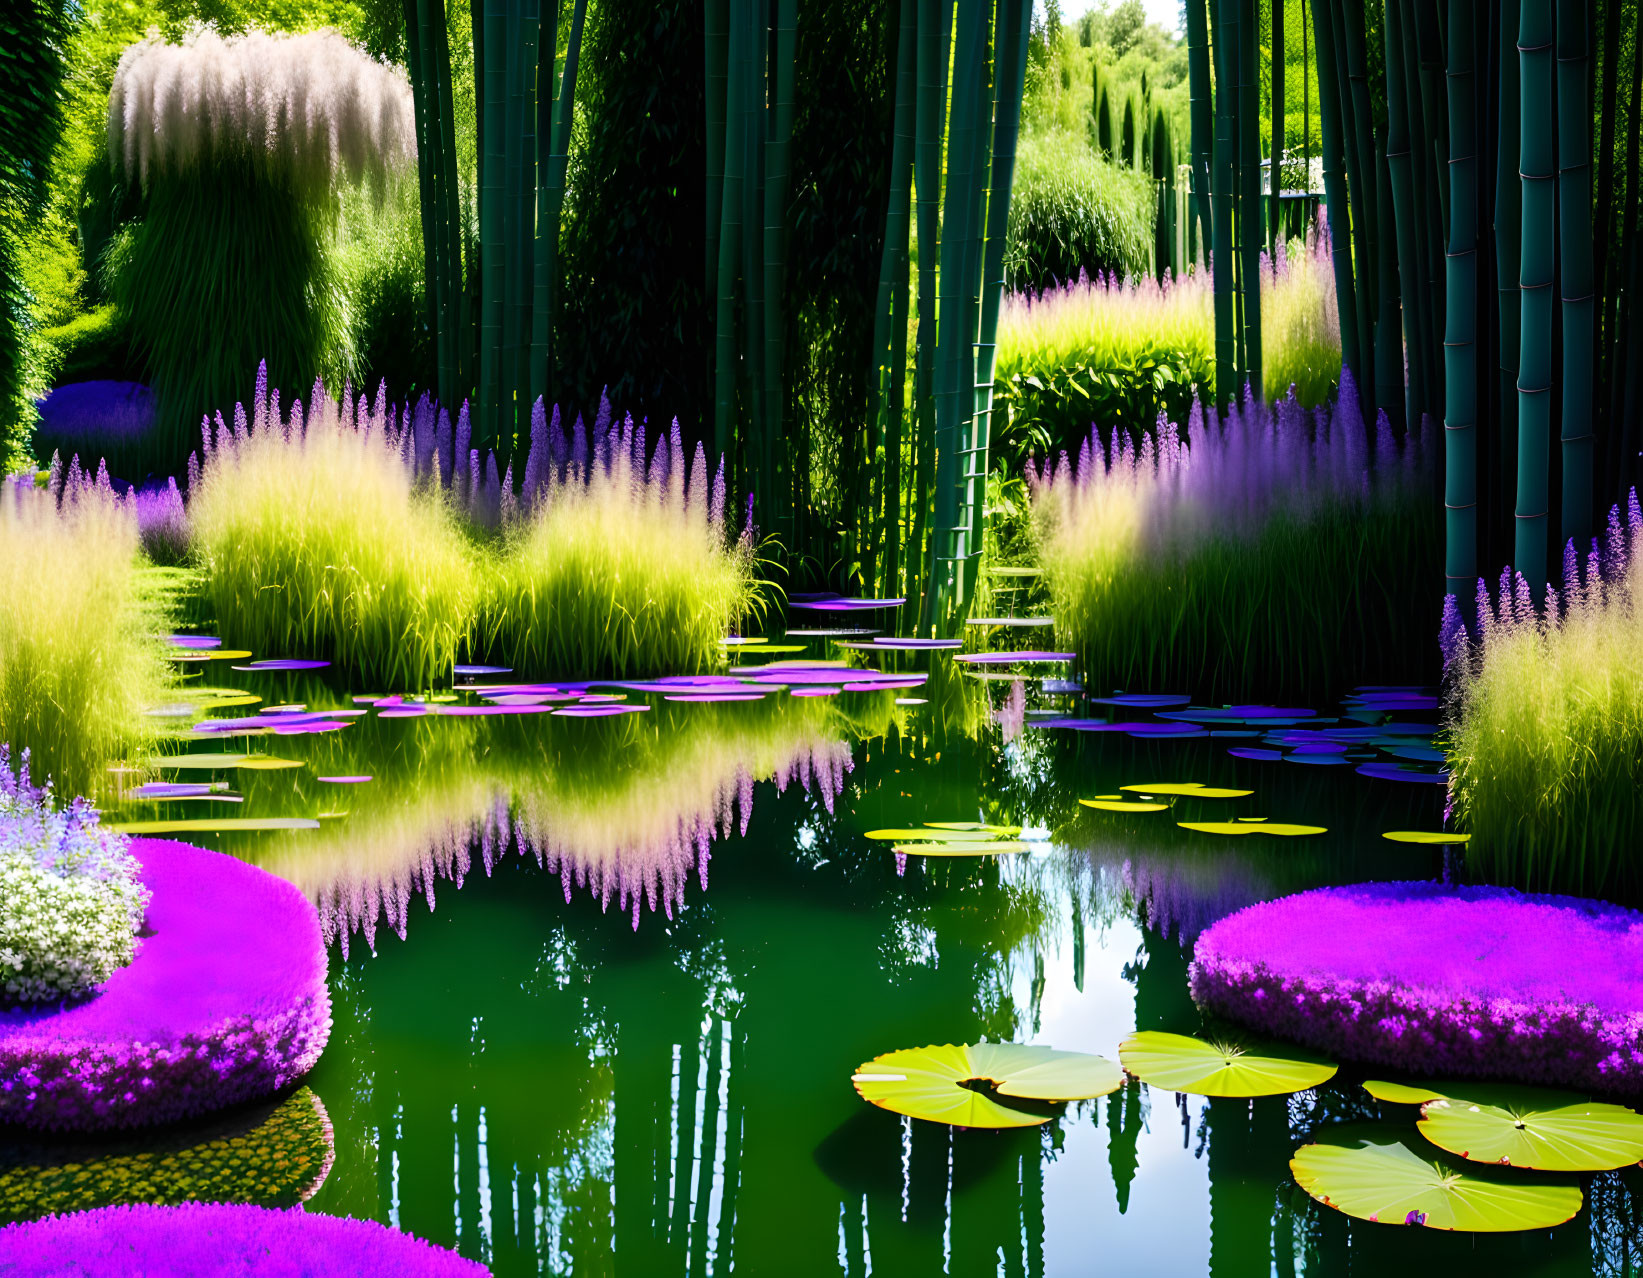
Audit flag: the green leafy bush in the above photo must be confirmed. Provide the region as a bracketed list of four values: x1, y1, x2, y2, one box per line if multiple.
[1002, 131, 1153, 294]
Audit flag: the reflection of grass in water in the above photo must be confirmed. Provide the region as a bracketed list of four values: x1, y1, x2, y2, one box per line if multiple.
[0, 1087, 332, 1224]
[183, 692, 895, 950]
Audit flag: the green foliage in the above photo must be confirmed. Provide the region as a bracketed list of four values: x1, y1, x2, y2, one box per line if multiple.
[1002, 131, 1153, 293]
[0, 483, 171, 796]
[0, 1088, 334, 1221]
[339, 186, 432, 404]
[110, 162, 356, 472]
[559, 0, 707, 423]
[37, 306, 135, 388]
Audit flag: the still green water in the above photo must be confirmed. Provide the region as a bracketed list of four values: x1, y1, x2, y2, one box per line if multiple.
[14, 654, 1643, 1276]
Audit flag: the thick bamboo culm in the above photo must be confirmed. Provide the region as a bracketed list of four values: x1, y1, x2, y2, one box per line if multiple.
[1556, 0, 1593, 550]
[1515, 0, 1554, 593]
[1444, 0, 1478, 602]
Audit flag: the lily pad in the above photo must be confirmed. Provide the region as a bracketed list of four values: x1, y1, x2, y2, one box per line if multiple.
[1363, 1079, 1449, 1105]
[235, 757, 304, 771]
[1178, 821, 1326, 837]
[149, 753, 248, 770]
[1414, 1086, 1643, 1171]
[1080, 798, 1170, 813]
[1120, 782, 1253, 798]
[852, 1043, 1122, 1127]
[1382, 831, 1471, 845]
[1119, 1031, 1337, 1097]
[891, 841, 1033, 856]
[110, 817, 322, 834]
[864, 826, 1018, 841]
[1290, 1129, 1583, 1231]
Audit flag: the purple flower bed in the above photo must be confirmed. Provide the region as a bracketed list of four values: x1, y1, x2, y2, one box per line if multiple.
[0, 1203, 488, 1276]
[0, 839, 330, 1131]
[34, 382, 156, 479]
[1190, 881, 1643, 1093]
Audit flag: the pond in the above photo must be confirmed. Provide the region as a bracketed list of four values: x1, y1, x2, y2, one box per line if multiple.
[9, 644, 1642, 1277]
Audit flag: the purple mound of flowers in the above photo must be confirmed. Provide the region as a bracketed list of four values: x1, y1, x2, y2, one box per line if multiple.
[1190, 881, 1643, 1092]
[0, 839, 330, 1131]
[0, 1203, 488, 1276]
[34, 382, 154, 461]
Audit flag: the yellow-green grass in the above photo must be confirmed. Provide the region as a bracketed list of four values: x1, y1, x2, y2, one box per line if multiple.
[187, 394, 481, 690]
[478, 461, 760, 678]
[0, 479, 170, 793]
[1447, 540, 1643, 899]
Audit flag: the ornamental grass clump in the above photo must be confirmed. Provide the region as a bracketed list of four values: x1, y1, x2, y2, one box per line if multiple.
[1030, 373, 1436, 699]
[1443, 495, 1643, 899]
[0, 747, 149, 1005]
[477, 401, 758, 676]
[995, 217, 1340, 458]
[187, 372, 478, 689]
[105, 28, 415, 472]
[0, 471, 170, 793]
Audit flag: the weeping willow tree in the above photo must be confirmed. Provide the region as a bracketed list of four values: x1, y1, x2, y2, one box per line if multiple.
[846, 0, 1030, 634]
[402, 0, 588, 462]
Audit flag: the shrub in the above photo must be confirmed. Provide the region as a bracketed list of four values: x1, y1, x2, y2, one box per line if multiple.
[1029, 373, 1438, 700]
[105, 28, 415, 473]
[1002, 130, 1154, 293]
[0, 746, 149, 1005]
[187, 375, 480, 690]
[0, 471, 170, 793]
[995, 218, 1340, 461]
[1443, 498, 1643, 899]
[36, 308, 136, 389]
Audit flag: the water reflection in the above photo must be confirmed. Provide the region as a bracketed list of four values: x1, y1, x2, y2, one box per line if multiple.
[102, 673, 1643, 1275]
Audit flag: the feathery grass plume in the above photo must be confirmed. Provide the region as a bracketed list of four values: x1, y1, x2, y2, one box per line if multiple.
[1030, 373, 1437, 700]
[1445, 492, 1643, 899]
[105, 29, 416, 474]
[995, 217, 1340, 459]
[186, 376, 478, 690]
[0, 471, 170, 794]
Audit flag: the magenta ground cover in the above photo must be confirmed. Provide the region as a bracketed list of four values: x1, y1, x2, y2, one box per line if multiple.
[0, 1203, 486, 1276]
[1190, 881, 1643, 1092]
[0, 840, 330, 1131]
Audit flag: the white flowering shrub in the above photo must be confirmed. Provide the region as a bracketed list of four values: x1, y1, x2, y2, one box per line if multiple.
[0, 746, 150, 1004]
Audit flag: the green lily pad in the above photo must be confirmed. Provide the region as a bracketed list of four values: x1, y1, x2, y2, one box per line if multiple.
[1177, 821, 1326, 837]
[891, 841, 1033, 856]
[235, 757, 304, 771]
[1382, 831, 1472, 844]
[922, 821, 1021, 833]
[852, 1043, 1122, 1128]
[864, 826, 1019, 840]
[1121, 782, 1253, 798]
[1291, 1129, 1583, 1231]
[1363, 1079, 1447, 1105]
[1080, 798, 1170, 813]
[149, 754, 249, 770]
[1416, 1086, 1643, 1172]
[1119, 1031, 1337, 1097]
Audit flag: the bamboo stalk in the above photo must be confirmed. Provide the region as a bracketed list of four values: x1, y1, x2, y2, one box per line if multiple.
[1557, 0, 1593, 546]
[1308, 0, 1363, 385]
[711, 0, 746, 469]
[763, 0, 797, 553]
[1516, 0, 1554, 592]
[1270, 0, 1284, 255]
[706, 0, 729, 312]
[1238, 0, 1262, 396]
[1334, 0, 1377, 421]
[1383, 0, 1424, 427]
[1445, 0, 1478, 604]
[535, 0, 586, 411]
[1212, 0, 1238, 402]
[1496, 0, 1522, 545]
[1186, 0, 1215, 274]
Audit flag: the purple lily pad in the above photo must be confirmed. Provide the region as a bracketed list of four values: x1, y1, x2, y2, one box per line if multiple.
[552, 704, 651, 717]
[842, 677, 926, 691]
[862, 638, 962, 650]
[1208, 730, 1262, 739]
[377, 708, 429, 718]
[791, 687, 841, 697]
[453, 664, 512, 675]
[230, 660, 330, 672]
[788, 597, 907, 612]
[953, 651, 1075, 664]
[664, 693, 767, 702]
[1284, 752, 1352, 766]
[270, 720, 353, 735]
[1355, 762, 1451, 784]
[433, 704, 555, 717]
[316, 776, 373, 783]
[1227, 747, 1284, 762]
[132, 783, 216, 798]
[1087, 694, 1191, 708]
[167, 635, 222, 650]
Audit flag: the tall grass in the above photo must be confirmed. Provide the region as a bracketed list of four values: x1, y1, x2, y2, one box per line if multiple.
[105, 29, 415, 472]
[1030, 373, 1436, 699]
[1444, 497, 1643, 899]
[995, 214, 1340, 459]
[183, 372, 756, 684]
[0, 471, 169, 793]
[187, 375, 478, 690]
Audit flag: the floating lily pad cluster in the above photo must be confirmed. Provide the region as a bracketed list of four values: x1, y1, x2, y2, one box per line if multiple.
[852, 1031, 1337, 1129]
[1287, 1078, 1643, 1232]
[863, 821, 1034, 856]
[1076, 781, 1327, 838]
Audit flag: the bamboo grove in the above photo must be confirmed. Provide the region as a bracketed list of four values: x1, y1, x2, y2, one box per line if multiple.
[1207, 0, 1643, 612]
[402, 0, 587, 461]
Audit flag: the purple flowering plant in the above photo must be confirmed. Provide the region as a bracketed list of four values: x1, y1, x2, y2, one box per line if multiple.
[0, 838, 330, 1131]
[1190, 880, 1643, 1093]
